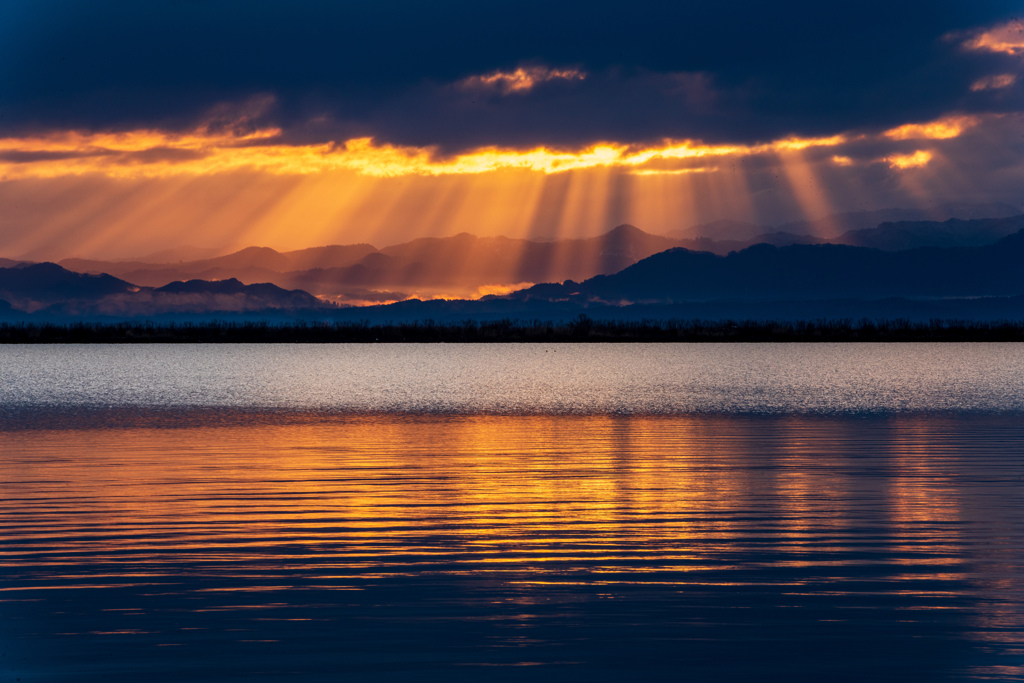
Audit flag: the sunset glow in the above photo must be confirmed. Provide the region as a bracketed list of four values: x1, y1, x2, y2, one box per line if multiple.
[5, 5, 1024, 682]
[0, 11, 1021, 262]
[0, 124, 958, 181]
[883, 115, 978, 141]
[885, 150, 933, 169]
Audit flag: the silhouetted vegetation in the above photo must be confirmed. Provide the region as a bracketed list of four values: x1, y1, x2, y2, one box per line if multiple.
[3, 317, 1024, 343]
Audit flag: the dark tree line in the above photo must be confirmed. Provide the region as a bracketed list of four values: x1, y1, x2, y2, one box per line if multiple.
[3, 317, 1024, 343]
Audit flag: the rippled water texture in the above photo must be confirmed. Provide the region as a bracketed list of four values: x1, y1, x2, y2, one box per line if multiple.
[2, 344, 1024, 681]
[2, 343, 1024, 415]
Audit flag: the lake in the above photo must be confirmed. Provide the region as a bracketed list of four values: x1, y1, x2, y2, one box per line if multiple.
[2, 344, 1023, 681]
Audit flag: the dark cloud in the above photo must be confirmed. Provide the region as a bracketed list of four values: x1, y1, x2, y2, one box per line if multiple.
[0, 0, 1022, 148]
[0, 149, 114, 163]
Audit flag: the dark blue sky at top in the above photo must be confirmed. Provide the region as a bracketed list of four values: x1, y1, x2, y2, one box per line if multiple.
[1, 0, 1021, 150]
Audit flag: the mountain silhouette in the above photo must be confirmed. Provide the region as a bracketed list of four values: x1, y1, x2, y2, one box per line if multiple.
[55, 225, 683, 299]
[508, 229, 1024, 303]
[0, 263, 330, 316]
[40, 211, 1024, 304]
[0, 262, 138, 310]
[673, 203, 1022, 240]
[670, 214, 1024, 254]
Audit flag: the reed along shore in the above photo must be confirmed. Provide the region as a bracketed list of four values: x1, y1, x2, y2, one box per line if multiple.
[3, 317, 1024, 343]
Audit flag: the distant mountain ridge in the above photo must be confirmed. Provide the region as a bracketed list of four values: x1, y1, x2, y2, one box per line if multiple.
[0, 263, 330, 316]
[55, 225, 682, 301]
[506, 229, 1024, 304]
[7, 231, 1024, 323]
[43, 213, 1024, 303]
[672, 214, 1024, 254]
[673, 203, 1023, 240]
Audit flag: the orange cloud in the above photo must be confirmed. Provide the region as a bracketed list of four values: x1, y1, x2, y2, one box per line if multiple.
[629, 167, 717, 176]
[0, 113, 985, 183]
[883, 115, 978, 140]
[970, 74, 1017, 91]
[885, 150, 932, 169]
[0, 128, 854, 180]
[457, 66, 587, 94]
[960, 19, 1024, 55]
[473, 282, 536, 298]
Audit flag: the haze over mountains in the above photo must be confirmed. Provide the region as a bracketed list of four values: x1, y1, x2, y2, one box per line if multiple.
[43, 207, 1024, 304]
[58, 227, 684, 303]
[671, 203, 1024, 253]
[0, 263, 326, 318]
[4, 205, 1024, 323]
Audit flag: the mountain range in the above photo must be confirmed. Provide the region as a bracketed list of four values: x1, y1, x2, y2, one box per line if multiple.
[0, 263, 327, 318]
[4, 209, 1024, 323]
[673, 202, 1023, 240]
[47, 213, 1024, 303]
[505, 229, 1024, 306]
[57, 226, 682, 302]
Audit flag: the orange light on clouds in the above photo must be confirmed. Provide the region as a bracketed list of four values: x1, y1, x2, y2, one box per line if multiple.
[885, 150, 933, 169]
[457, 66, 587, 94]
[629, 167, 717, 176]
[0, 107, 1001, 260]
[883, 115, 978, 140]
[0, 128, 855, 181]
[961, 19, 1024, 55]
[970, 74, 1017, 92]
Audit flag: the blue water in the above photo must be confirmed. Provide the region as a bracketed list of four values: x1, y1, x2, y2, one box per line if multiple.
[2, 344, 1023, 681]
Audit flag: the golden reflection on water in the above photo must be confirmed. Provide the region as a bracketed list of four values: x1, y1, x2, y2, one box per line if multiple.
[2, 413, 1024, 680]
[0, 415, 1007, 574]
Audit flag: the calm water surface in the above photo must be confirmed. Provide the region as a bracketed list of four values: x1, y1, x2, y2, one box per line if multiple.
[2, 344, 1023, 681]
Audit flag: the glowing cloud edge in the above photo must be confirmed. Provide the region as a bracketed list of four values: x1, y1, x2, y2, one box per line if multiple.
[0, 114, 978, 180]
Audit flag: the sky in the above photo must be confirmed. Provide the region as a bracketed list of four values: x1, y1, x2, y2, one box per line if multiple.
[1, 1, 1023, 259]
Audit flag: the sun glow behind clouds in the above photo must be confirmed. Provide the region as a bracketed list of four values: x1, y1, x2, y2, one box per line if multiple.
[0, 113, 983, 182]
[883, 116, 978, 140]
[885, 150, 933, 169]
[0, 130, 854, 180]
[0, 110, 1015, 260]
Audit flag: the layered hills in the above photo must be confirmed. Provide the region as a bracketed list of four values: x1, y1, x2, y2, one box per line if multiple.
[0, 263, 327, 318]
[4, 212, 1024, 324]
[507, 229, 1024, 305]
[51, 213, 1024, 304]
[58, 226, 681, 302]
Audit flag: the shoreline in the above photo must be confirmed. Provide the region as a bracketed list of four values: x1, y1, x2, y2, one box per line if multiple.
[3, 318, 1024, 343]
